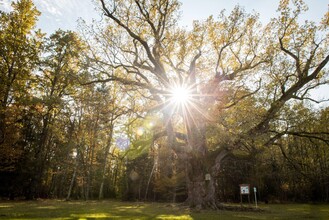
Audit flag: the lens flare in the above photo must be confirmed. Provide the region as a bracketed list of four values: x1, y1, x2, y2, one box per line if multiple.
[170, 85, 192, 105]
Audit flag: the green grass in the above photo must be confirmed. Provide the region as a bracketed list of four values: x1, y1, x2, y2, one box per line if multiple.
[0, 200, 328, 220]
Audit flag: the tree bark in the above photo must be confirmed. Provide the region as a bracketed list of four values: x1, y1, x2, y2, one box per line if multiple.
[98, 123, 114, 199]
[185, 148, 228, 209]
[66, 153, 78, 200]
[145, 162, 156, 200]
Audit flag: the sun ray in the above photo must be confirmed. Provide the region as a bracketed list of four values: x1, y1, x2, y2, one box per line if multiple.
[169, 84, 193, 106]
[165, 82, 211, 131]
[150, 80, 214, 134]
[171, 86, 191, 104]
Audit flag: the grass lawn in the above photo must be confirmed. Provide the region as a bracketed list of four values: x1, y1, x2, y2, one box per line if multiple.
[0, 200, 328, 220]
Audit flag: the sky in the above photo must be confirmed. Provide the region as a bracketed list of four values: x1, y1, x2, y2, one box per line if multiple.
[181, 0, 328, 26]
[0, 0, 328, 105]
[1, 0, 328, 33]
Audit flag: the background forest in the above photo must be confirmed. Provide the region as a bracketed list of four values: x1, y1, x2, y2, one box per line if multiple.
[0, 0, 329, 207]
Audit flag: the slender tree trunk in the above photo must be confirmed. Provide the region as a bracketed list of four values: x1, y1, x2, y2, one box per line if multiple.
[0, 113, 5, 145]
[29, 113, 51, 199]
[99, 123, 114, 199]
[145, 162, 156, 200]
[58, 166, 69, 198]
[86, 153, 94, 200]
[98, 179, 105, 200]
[113, 162, 119, 190]
[66, 163, 78, 200]
[86, 126, 98, 200]
[138, 179, 141, 200]
[0, 79, 12, 145]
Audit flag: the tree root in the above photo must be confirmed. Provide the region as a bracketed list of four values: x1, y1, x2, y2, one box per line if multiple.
[215, 202, 265, 212]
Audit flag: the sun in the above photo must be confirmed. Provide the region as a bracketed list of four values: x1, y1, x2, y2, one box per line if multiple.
[170, 85, 192, 105]
[164, 82, 210, 127]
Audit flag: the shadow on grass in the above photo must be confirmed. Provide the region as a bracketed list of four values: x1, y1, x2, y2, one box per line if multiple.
[0, 200, 192, 219]
[0, 200, 328, 220]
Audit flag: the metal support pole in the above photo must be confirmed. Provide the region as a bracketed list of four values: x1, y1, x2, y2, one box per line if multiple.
[254, 187, 258, 208]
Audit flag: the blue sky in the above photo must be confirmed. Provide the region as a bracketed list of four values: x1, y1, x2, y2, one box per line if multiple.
[1, 0, 328, 33]
[181, 0, 327, 25]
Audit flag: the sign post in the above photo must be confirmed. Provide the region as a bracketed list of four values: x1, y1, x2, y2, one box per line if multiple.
[239, 184, 250, 206]
[253, 187, 258, 208]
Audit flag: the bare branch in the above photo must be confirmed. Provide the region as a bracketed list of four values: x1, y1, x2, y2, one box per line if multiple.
[99, 0, 169, 84]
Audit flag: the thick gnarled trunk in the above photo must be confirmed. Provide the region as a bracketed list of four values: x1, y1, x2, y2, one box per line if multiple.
[186, 156, 210, 208]
[184, 116, 217, 208]
[183, 111, 229, 209]
[185, 151, 225, 209]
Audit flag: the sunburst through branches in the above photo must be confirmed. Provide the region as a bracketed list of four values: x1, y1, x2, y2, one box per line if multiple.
[167, 83, 207, 124]
[169, 85, 192, 106]
[165, 81, 214, 129]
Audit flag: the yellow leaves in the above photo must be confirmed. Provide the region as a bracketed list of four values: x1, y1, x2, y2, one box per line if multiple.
[177, 41, 187, 61]
[149, 2, 158, 19]
[320, 10, 329, 30]
[10, 0, 41, 34]
[246, 16, 257, 28]
[280, 36, 291, 48]
[207, 17, 226, 48]
[279, 0, 308, 12]
[190, 20, 206, 49]
[279, 0, 290, 10]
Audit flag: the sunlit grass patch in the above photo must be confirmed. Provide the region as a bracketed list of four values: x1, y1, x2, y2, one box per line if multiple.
[70, 213, 112, 218]
[155, 214, 193, 219]
[0, 205, 12, 208]
[36, 206, 58, 209]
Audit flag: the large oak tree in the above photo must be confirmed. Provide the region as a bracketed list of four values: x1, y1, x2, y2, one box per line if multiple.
[89, 0, 329, 208]
[86, 0, 328, 208]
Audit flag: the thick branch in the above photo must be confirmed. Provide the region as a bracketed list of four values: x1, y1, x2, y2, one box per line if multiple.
[99, 0, 168, 84]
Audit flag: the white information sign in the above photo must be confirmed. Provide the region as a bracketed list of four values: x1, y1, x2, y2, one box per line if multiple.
[240, 184, 250, 195]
